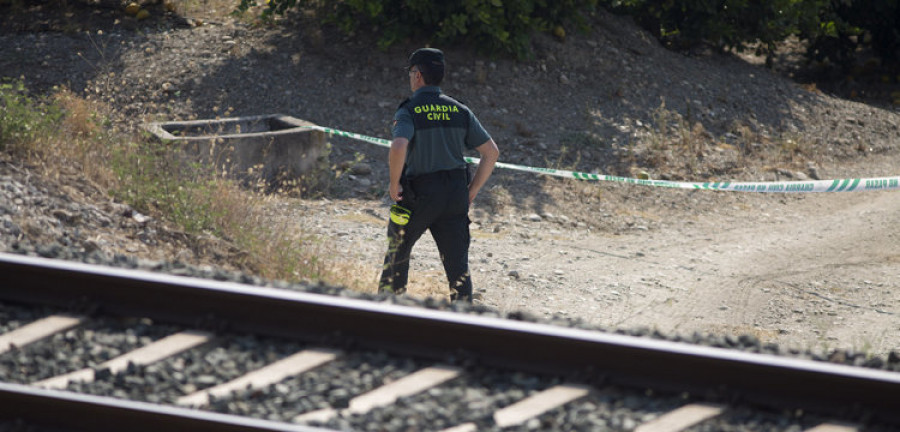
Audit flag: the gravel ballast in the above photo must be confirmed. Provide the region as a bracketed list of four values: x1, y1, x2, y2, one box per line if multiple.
[2, 295, 899, 431]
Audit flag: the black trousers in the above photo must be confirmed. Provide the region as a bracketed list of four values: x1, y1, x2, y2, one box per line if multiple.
[379, 169, 472, 302]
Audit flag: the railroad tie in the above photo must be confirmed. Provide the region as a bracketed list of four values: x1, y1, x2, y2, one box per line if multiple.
[435, 384, 590, 432]
[177, 348, 340, 407]
[0, 314, 84, 355]
[493, 384, 591, 427]
[804, 423, 859, 432]
[438, 424, 477, 432]
[633, 403, 724, 432]
[32, 330, 213, 390]
[294, 365, 462, 424]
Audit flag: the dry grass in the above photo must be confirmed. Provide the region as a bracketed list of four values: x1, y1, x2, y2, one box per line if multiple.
[135, 144, 386, 288]
[1, 81, 368, 289]
[1, 84, 117, 188]
[53, 89, 119, 188]
[634, 100, 820, 180]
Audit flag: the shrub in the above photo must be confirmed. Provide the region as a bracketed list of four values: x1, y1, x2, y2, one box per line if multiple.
[238, 0, 599, 58]
[0, 79, 62, 155]
[605, 0, 800, 61]
[238, 0, 898, 69]
[607, 0, 900, 70]
[797, 0, 900, 70]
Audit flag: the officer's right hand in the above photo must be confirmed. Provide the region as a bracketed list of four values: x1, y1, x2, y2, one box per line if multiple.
[390, 182, 403, 202]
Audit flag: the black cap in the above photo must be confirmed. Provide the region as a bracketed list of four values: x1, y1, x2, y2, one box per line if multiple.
[408, 48, 444, 68]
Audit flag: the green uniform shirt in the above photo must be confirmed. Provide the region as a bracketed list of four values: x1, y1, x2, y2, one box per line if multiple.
[392, 86, 491, 177]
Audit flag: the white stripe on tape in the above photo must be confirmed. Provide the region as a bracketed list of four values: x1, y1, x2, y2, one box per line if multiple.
[303, 125, 900, 193]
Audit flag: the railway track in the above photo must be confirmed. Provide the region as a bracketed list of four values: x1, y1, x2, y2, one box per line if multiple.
[1, 252, 899, 431]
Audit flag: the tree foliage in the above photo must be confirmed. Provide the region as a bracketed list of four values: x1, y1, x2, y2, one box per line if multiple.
[237, 0, 599, 58]
[239, 0, 900, 69]
[607, 0, 900, 70]
[608, 0, 798, 56]
[796, 0, 900, 69]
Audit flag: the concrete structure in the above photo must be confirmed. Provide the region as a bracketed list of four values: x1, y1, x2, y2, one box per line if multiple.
[144, 114, 326, 190]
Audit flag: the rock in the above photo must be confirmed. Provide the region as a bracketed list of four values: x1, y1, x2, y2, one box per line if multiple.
[1, 216, 20, 234]
[888, 351, 900, 366]
[807, 163, 821, 180]
[94, 367, 113, 380]
[349, 163, 372, 176]
[21, 219, 45, 238]
[131, 211, 152, 225]
[36, 243, 62, 258]
[83, 239, 101, 253]
[51, 208, 79, 225]
[124, 2, 140, 15]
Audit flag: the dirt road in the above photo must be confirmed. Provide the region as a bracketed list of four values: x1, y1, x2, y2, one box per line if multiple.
[485, 188, 900, 356]
[282, 173, 900, 357]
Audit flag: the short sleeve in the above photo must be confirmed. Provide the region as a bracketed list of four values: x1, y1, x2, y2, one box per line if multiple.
[464, 111, 491, 150]
[391, 107, 414, 140]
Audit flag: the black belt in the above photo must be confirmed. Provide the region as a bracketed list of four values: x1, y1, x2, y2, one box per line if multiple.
[409, 168, 468, 185]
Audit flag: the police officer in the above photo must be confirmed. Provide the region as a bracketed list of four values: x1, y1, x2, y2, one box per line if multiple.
[379, 48, 500, 302]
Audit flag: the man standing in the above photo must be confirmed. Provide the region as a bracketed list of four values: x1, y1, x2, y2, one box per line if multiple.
[379, 47, 500, 302]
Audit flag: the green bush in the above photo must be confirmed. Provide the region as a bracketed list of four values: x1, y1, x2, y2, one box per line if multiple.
[605, 0, 799, 60]
[0, 79, 62, 154]
[797, 0, 900, 70]
[109, 138, 221, 234]
[237, 0, 898, 69]
[607, 0, 900, 70]
[238, 0, 599, 58]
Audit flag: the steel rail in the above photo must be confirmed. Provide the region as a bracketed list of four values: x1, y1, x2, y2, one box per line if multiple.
[0, 382, 333, 432]
[2, 252, 899, 423]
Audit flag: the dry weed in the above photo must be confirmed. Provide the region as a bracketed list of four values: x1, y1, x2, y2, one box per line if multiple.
[52, 89, 118, 189]
[200, 182, 372, 287]
[3, 83, 368, 290]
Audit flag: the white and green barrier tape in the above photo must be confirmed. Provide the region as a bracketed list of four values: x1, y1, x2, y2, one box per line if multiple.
[306, 125, 900, 193]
